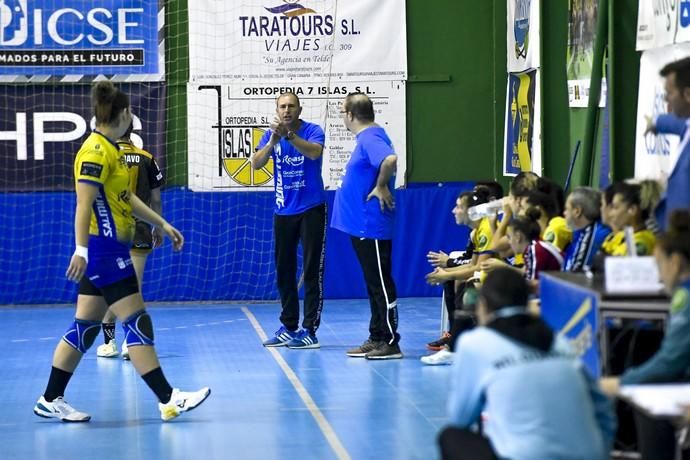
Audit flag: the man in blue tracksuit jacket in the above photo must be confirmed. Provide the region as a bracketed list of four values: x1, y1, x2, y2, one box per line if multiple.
[649, 57, 690, 231]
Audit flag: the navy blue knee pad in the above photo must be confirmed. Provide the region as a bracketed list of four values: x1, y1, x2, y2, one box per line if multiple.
[122, 310, 154, 347]
[62, 319, 101, 353]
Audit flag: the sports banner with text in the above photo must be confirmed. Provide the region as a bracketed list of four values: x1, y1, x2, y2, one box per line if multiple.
[188, 0, 406, 83]
[507, 0, 540, 73]
[0, 0, 162, 81]
[636, 0, 677, 51]
[634, 43, 690, 180]
[187, 82, 406, 191]
[503, 70, 541, 176]
[0, 83, 166, 191]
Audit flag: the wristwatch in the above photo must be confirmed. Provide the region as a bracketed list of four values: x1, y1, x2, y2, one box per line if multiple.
[286, 131, 295, 140]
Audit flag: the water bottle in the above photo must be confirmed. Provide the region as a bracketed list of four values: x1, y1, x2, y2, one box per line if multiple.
[468, 197, 506, 221]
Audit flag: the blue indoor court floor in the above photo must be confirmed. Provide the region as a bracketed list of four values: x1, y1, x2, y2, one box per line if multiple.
[0, 298, 450, 460]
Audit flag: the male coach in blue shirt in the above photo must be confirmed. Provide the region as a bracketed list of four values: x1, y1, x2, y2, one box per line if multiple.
[332, 92, 402, 360]
[252, 92, 327, 349]
[648, 57, 690, 231]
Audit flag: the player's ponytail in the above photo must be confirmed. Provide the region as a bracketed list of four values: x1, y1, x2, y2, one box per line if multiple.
[92, 81, 129, 126]
[509, 207, 542, 241]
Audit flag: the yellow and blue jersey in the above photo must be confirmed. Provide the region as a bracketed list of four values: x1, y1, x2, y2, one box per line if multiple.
[601, 231, 625, 255]
[542, 216, 572, 252]
[74, 131, 134, 244]
[610, 229, 656, 256]
[472, 217, 494, 254]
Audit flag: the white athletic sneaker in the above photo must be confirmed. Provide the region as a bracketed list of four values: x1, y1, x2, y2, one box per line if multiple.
[158, 387, 211, 421]
[121, 341, 130, 360]
[96, 340, 119, 358]
[33, 396, 91, 422]
[420, 348, 454, 366]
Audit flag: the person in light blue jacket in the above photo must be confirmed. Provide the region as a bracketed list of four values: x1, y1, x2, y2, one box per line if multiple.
[440, 267, 616, 460]
[600, 210, 690, 460]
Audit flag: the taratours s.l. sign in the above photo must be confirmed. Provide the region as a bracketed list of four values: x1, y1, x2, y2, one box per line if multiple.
[188, 0, 407, 83]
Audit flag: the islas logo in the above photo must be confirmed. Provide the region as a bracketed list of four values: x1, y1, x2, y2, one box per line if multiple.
[198, 85, 274, 187]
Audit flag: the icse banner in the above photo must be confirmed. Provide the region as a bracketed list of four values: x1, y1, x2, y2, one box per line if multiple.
[187, 0, 406, 83]
[0, 0, 162, 81]
[187, 82, 406, 191]
[0, 84, 166, 191]
[634, 43, 690, 180]
[507, 0, 540, 73]
[504, 70, 541, 176]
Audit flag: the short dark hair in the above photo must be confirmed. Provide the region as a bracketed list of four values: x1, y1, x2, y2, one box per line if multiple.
[474, 181, 504, 200]
[509, 171, 539, 197]
[660, 57, 690, 90]
[344, 92, 375, 122]
[525, 190, 559, 219]
[459, 187, 490, 207]
[603, 181, 626, 205]
[613, 181, 643, 216]
[508, 207, 542, 241]
[277, 92, 301, 107]
[480, 267, 529, 313]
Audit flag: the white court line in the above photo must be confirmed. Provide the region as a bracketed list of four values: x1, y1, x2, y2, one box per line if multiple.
[241, 307, 351, 460]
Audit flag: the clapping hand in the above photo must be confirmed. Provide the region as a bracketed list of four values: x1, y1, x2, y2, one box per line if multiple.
[427, 250, 449, 268]
[426, 267, 449, 285]
[270, 116, 288, 141]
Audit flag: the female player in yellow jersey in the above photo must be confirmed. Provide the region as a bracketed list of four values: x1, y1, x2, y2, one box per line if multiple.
[604, 182, 656, 256]
[33, 81, 210, 423]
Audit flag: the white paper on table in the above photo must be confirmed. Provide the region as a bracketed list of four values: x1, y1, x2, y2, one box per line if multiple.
[620, 384, 690, 417]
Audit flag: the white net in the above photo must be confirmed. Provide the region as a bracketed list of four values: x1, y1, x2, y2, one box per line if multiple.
[0, 0, 407, 304]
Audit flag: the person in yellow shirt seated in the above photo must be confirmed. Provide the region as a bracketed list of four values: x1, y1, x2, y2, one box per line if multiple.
[524, 189, 573, 252]
[604, 182, 656, 256]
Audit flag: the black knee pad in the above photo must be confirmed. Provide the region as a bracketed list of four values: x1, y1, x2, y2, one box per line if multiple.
[123, 311, 155, 346]
[62, 319, 101, 353]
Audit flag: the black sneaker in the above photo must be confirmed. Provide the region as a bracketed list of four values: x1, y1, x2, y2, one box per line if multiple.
[365, 342, 403, 360]
[426, 332, 452, 351]
[346, 339, 382, 357]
